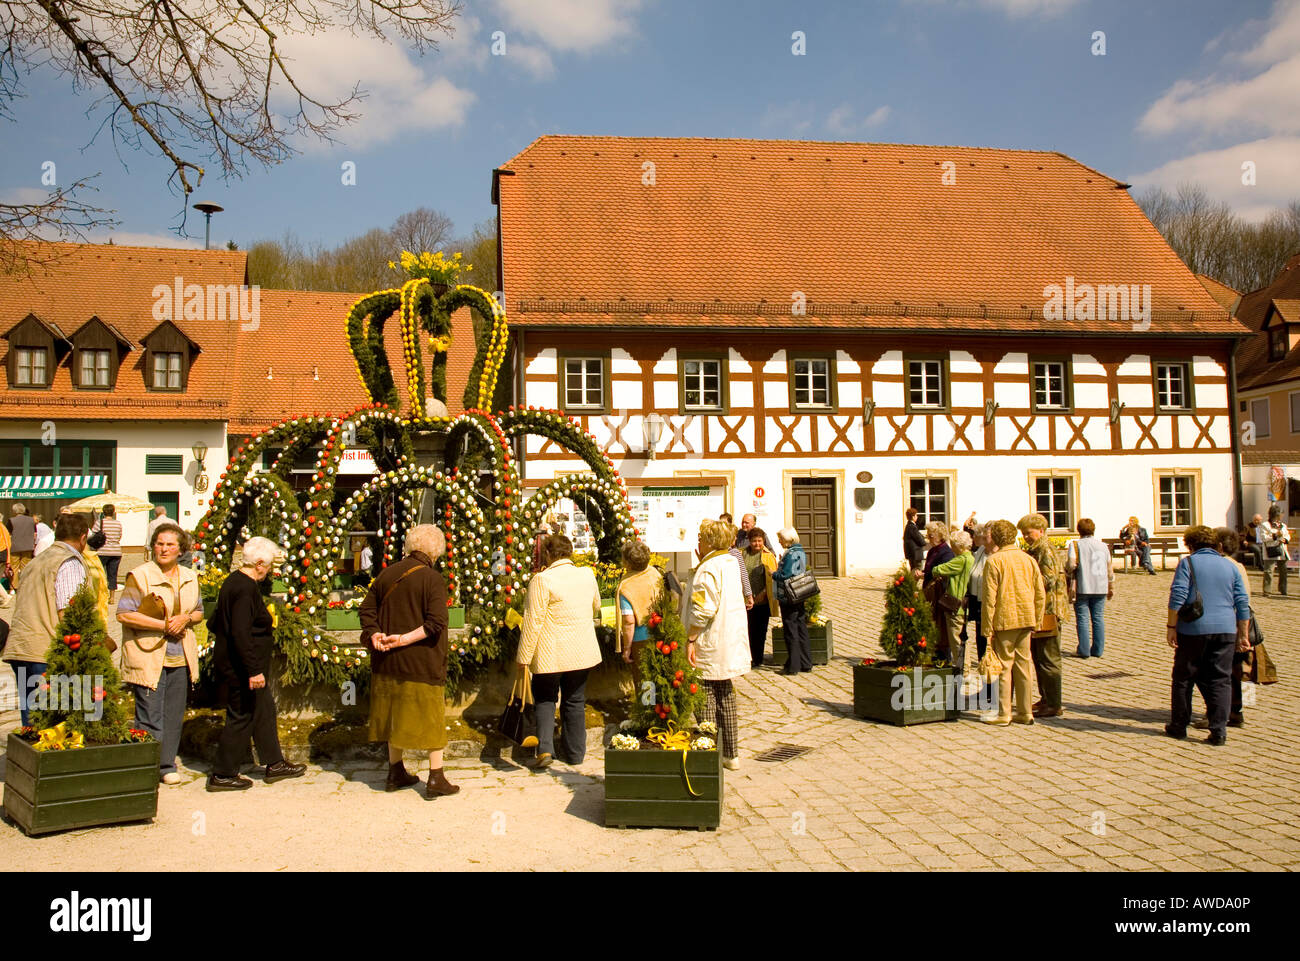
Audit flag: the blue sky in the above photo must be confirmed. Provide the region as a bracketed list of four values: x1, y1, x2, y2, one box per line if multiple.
[3, 0, 1296, 250]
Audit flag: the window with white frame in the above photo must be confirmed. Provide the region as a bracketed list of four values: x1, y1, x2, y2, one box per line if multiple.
[563, 357, 604, 410]
[1034, 476, 1073, 530]
[1249, 397, 1270, 438]
[1158, 475, 1196, 528]
[906, 358, 945, 409]
[152, 351, 183, 390]
[1154, 362, 1192, 410]
[1032, 360, 1070, 410]
[80, 349, 110, 388]
[681, 357, 723, 410]
[908, 476, 948, 528]
[15, 347, 48, 387]
[792, 357, 832, 408]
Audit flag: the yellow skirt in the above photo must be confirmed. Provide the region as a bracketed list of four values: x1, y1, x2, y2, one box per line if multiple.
[368, 674, 448, 751]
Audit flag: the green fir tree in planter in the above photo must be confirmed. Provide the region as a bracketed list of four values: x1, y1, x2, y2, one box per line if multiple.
[629, 587, 705, 734]
[877, 565, 944, 668]
[27, 585, 132, 745]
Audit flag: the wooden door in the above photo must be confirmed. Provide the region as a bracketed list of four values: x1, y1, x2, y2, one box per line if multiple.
[792, 478, 837, 576]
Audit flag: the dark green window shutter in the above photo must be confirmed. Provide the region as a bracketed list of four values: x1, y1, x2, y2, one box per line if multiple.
[144, 454, 184, 475]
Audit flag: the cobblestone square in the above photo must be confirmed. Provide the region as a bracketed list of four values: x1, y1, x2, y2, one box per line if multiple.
[2, 569, 1295, 871]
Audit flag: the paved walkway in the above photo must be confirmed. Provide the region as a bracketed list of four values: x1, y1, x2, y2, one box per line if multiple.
[2, 569, 1297, 870]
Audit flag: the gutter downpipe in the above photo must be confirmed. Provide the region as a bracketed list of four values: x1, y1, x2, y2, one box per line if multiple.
[1228, 337, 1244, 529]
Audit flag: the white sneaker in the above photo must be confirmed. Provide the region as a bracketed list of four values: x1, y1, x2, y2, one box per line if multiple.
[722, 756, 740, 770]
[161, 772, 181, 785]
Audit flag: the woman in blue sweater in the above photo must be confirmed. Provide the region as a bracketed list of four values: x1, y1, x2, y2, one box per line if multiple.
[1165, 525, 1251, 746]
[772, 528, 811, 675]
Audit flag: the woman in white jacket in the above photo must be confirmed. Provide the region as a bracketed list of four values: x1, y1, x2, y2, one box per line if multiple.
[685, 519, 750, 770]
[517, 533, 602, 769]
[1065, 518, 1114, 658]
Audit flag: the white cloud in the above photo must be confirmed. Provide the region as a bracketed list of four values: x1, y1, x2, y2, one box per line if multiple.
[0, 187, 51, 206]
[508, 44, 557, 79]
[907, 0, 1078, 18]
[1127, 136, 1300, 222]
[825, 103, 891, 136]
[489, 0, 643, 53]
[760, 101, 816, 135]
[1138, 0, 1300, 138]
[274, 28, 476, 149]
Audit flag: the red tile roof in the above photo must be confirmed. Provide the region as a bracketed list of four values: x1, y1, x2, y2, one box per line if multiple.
[0, 242, 478, 429]
[1234, 254, 1300, 391]
[497, 136, 1244, 336]
[1196, 274, 1240, 313]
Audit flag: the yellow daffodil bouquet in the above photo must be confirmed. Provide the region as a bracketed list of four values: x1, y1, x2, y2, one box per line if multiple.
[388, 250, 471, 287]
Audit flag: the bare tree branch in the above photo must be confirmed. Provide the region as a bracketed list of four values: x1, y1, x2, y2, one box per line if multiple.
[0, 0, 461, 259]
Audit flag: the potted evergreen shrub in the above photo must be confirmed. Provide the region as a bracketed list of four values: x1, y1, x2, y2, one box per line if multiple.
[852, 566, 959, 726]
[772, 592, 834, 665]
[604, 588, 722, 829]
[4, 586, 161, 836]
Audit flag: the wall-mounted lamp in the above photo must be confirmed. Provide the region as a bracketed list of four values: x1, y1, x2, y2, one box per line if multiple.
[984, 399, 999, 425]
[191, 441, 209, 493]
[643, 411, 665, 461]
[1109, 398, 1126, 423]
[863, 398, 876, 425]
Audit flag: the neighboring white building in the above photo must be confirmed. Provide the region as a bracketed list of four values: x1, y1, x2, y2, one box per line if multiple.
[494, 136, 1249, 572]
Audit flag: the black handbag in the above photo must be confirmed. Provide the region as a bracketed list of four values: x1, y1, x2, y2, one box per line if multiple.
[497, 667, 538, 748]
[782, 569, 820, 604]
[1177, 557, 1203, 623]
[88, 530, 106, 550]
[937, 591, 963, 614]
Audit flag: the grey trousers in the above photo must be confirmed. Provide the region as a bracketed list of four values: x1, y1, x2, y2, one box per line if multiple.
[132, 665, 189, 775]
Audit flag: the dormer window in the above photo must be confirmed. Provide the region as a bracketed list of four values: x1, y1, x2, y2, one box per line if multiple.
[16, 347, 48, 386]
[1270, 327, 1287, 362]
[3, 313, 70, 390]
[153, 352, 183, 390]
[71, 316, 132, 390]
[140, 319, 200, 392]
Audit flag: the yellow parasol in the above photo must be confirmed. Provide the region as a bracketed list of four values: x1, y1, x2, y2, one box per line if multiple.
[65, 490, 156, 514]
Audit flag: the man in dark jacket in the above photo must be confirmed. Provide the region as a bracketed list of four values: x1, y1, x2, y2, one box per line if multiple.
[207, 537, 305, 791]
[903, 508, 927, 569]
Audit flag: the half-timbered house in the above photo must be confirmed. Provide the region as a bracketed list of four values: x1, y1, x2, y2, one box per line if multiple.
[493, 136, 1249, 573]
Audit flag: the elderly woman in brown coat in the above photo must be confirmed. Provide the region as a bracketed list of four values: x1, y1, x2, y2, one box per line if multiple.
[360, 523, 458, 798]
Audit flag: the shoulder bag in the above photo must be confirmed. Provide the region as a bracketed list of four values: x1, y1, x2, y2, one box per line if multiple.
[782, 567, 820, 605]
[497, 666, 539, 748]
[1176, 557, 1203, 623]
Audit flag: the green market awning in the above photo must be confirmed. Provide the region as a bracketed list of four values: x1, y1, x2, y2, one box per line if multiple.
[0, 475, 107, 499]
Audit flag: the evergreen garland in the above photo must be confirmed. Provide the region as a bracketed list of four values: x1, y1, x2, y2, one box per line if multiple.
[28, 586, 132, 745]
[879, 565, 944, 667]
[629, 587, 705, 733]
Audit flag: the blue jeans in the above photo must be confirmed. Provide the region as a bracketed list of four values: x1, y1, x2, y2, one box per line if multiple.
[532, 668, 590, 763]
[132, 665, 189, 775]
[1074, 594, 1106, 657]
[9, 660, 48, 727]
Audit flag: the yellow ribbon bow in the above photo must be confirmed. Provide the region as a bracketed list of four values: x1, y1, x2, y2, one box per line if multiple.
[267, 602, 278, 629]
[36, 721, 85, 751]
[647, 721, 700, 797]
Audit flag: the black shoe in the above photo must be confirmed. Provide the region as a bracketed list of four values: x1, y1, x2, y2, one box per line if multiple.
[386, 762, 420, 791]
[264, 759, 307, 783]
[1228, 712, 1244, 728]
[1163, 723, 1187, 740]
[206, 774, 254, 792]
[1206, 732, 1227, 746]
[529, 752, 554, 770]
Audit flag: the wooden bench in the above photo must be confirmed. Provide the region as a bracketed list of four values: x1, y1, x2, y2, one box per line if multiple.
[1102, 536, 1187, 571]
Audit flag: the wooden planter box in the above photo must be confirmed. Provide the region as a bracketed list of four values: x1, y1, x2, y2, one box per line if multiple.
[448, 607, 465, 630]
[605, 747, 722, 830]
[325, 609, 361, 631]
[772, 619, 833, 665]
[3, 733, 162, 836]
[853, 662, 960, 726]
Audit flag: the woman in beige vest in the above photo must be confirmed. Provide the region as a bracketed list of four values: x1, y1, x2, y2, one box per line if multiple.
[117, 523, 202, 784]
[617, 539, 664, 692]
